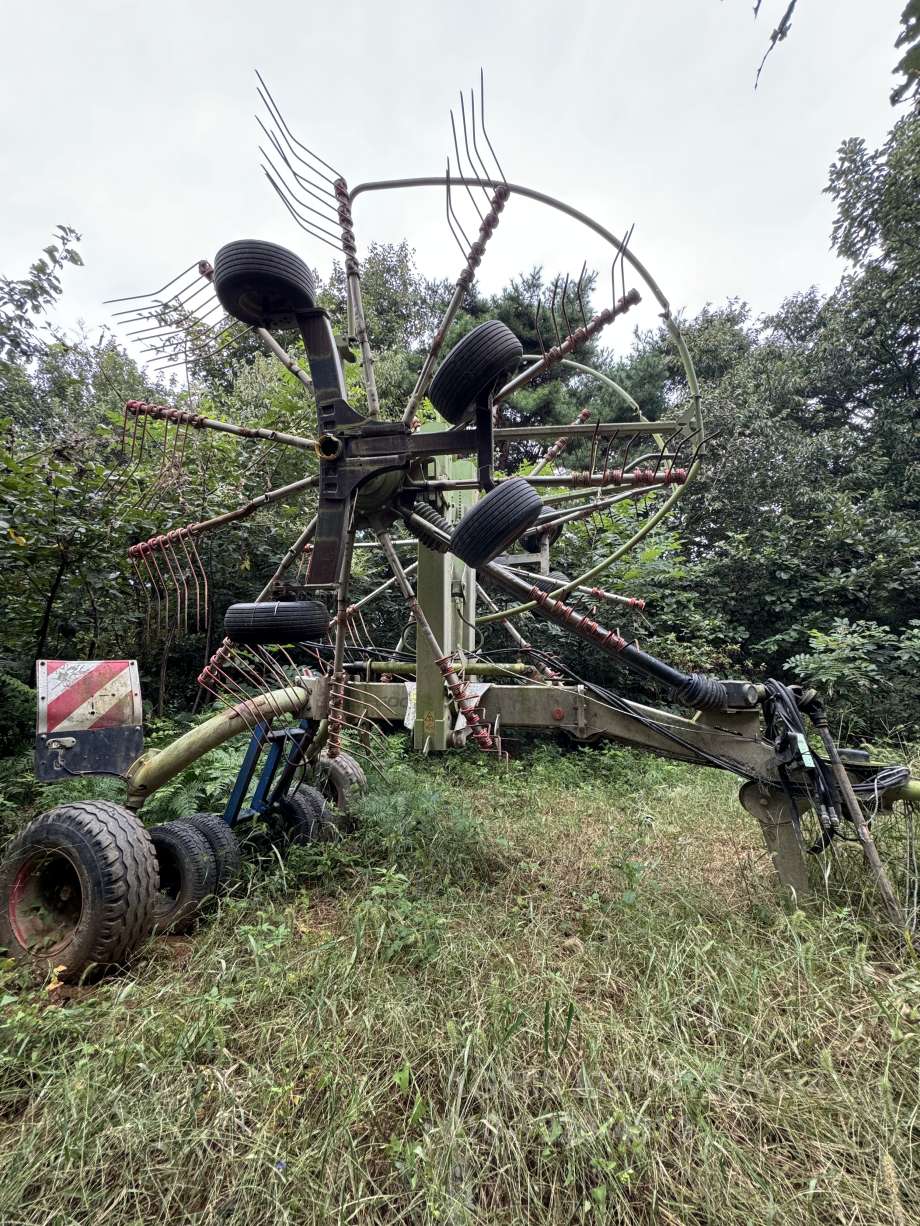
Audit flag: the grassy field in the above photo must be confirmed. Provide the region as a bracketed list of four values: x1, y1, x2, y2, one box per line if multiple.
[1, 740, 918, 1225]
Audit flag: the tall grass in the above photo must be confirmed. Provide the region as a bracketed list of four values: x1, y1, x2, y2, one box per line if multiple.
[0, 741, 917, 1224]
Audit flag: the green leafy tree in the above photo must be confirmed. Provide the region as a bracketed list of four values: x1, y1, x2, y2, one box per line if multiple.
[0, 226, 82, 369]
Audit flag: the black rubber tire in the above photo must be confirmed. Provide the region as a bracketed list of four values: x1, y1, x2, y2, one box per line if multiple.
[529, 571, 572, 594]
[0, 801, 157, 981]
[314, 752, 367, 824]
[521, 515, 564, 553]
[213, 240, 317, 327]
[278, 786, 337, 845]
[429, 321, 523, 425]
[185, 813, 241, 892]
[450, 479, 544, 569]
[224, 600, 330, 646]
[148, 821, 217, 935]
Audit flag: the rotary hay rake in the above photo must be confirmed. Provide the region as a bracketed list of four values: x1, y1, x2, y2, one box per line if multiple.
[3, 73, 919, 982]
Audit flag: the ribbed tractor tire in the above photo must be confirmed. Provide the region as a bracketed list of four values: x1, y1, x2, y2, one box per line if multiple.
[0, 801, 158, 982]
[278, 786, 336, 846]
[450, 478, 544, 569]
[148, 821, 217, 935]
[213, 239, 317, 327]
[185, 813, 241, 893]
[314, 752, 367, 826]
[224, 600, 330, 646]
[428, 320, 523, 425]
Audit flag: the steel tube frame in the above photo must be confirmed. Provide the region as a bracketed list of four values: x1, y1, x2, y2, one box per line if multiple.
[349, 174, 702, 619]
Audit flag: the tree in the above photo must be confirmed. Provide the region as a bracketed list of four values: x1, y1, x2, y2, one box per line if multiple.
[0, 227, 82, 370]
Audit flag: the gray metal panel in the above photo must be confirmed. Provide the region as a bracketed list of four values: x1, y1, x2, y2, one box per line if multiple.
[35, 726, 146, 782]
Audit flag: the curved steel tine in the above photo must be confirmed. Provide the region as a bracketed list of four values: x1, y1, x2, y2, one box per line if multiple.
[681, 429, 715, 477]
[335, 706, 390, 745]
[147, 548, 170, 634]
[177, 535, 201, 632]
[479, 68, 506, 184]
[280, 647, 316, 721]
[131, 300, 221, 342]
[202, 652, 261, 728]
[214, 650, 272, 725]
[207, 317, 248, 347]
[170, 414, 184, 463]
[575, 262, 590, 327]
[235, 647, 286, 721]
[665, 424, 705, 478]
[459, 94, 490, 207]
[610, 225, 632, 304]
[445, 162, 470, 261]
[160, 318, 230, 365]
[256, 118, 341, 216]
[549, 277, 562, 347]
[664, 425, 696, 475]
[446, 158, 472, 248]
[161, 277, 215, 313]
[262, 169, 343, 251]
[116, 402, 130, 462]
[104, 262, 200, 307]
[112, 410, 148, 503]
[131, 556, 151, 638]
[356, 607, 375, 652]
[344, 678, 399, 721]
[160, 538, 184, 633]
[255, 72, 341, 182]
[138, 552, 162, 638]
[149, 319, 250, 371]
[450, 109, 484, 222]
[188, 535, 209, 634]
[210, 323, 255, 356]
[252, 644, 296, 697]
[196, 670, 251, 731]
[111, 274, 210, 324]
[620, 224, 635, 302]
[599, 436, 614, 484]
[649, 427, 680, 477]
[259, 147, 343, 233]
[126, 402, 143, 464]
[560, 273, 573, 340]
[534, 295, 547, 359]
[470, 89, 497, 194]
[176, 539, 191, 635]
[111, 280, 204, 323]
[619, 432, 640, 474]
[588, 420, 601, 477]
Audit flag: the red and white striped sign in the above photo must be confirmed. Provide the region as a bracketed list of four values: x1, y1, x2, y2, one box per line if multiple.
[36, 660, 142, 735]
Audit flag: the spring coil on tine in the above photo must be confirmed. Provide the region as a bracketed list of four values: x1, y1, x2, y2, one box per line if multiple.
[528, 587, 627, 653]
[434, 656, 494, 752]
[333, 179, 359, 274]
[456, 185, 510, 292]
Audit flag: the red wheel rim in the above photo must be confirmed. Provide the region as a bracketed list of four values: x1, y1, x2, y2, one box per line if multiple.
[8, 850, 83, 955]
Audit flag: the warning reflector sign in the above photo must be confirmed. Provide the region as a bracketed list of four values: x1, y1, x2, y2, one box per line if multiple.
[35, 660, 143, 781]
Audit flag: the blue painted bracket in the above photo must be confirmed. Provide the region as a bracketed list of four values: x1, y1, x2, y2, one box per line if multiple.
[221, 719, 315, 827]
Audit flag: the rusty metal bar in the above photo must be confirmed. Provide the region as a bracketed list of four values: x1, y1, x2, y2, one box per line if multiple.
[123, 401, 317, 452]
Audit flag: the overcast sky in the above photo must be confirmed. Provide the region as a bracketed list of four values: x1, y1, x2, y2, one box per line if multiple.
[0, 0, 904, 361]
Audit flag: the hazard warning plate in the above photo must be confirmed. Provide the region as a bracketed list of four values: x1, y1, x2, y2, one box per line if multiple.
[35, 660, 144, 782]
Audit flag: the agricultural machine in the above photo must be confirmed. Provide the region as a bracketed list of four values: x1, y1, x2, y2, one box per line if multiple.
[2, 74, 917, 981]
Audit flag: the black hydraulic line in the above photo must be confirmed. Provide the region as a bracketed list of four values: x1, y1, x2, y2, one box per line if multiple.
[480, 561, 730, 710]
